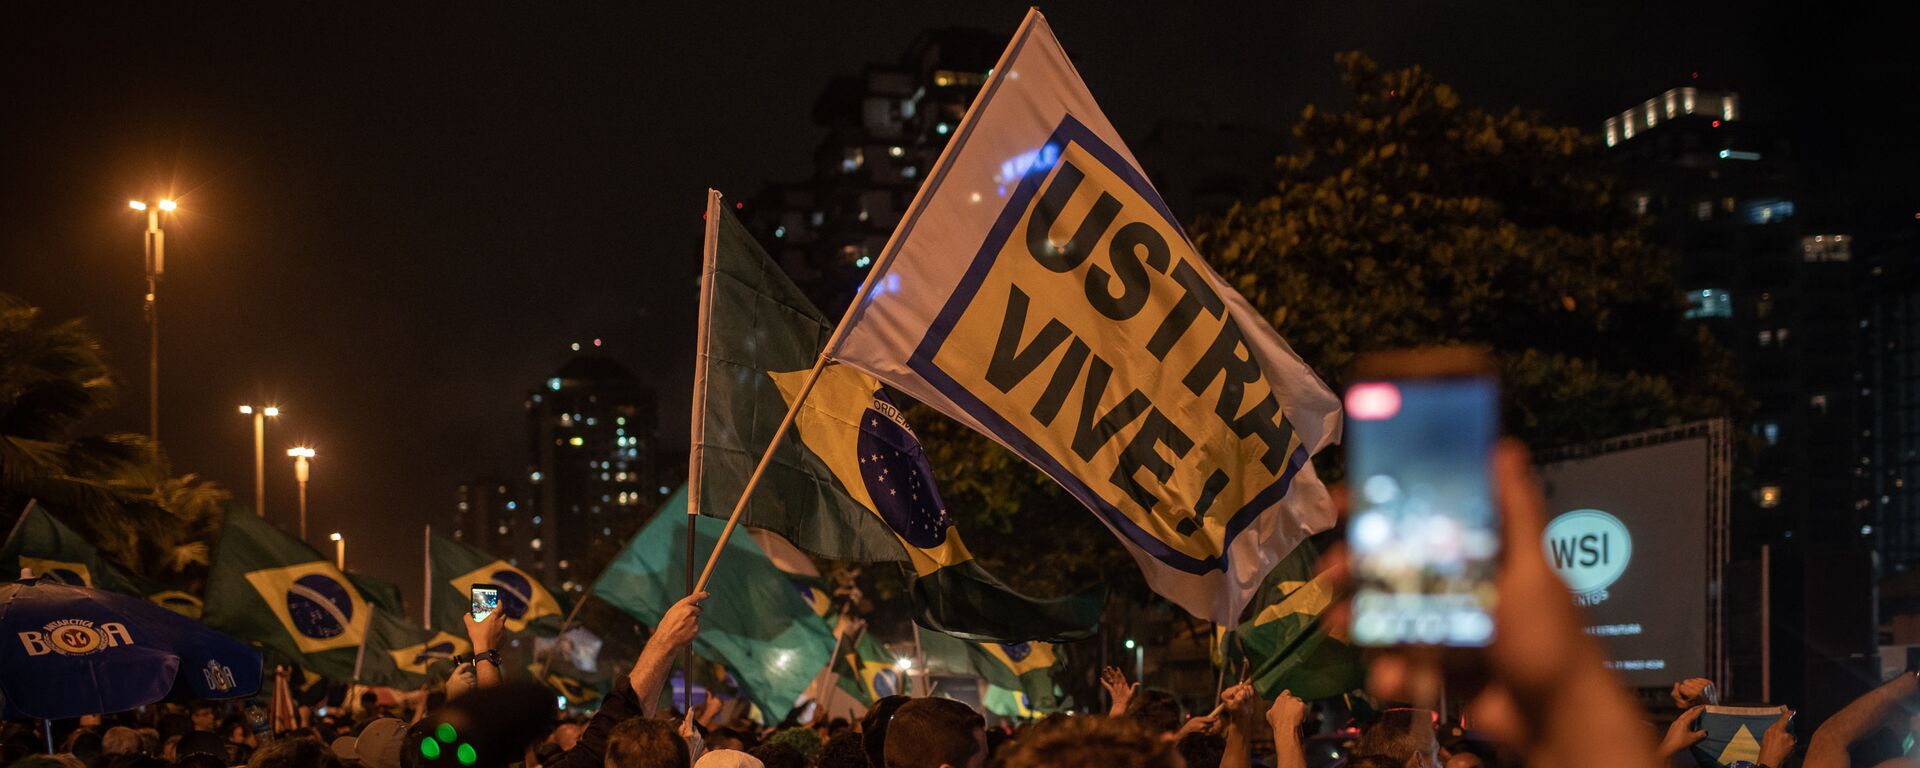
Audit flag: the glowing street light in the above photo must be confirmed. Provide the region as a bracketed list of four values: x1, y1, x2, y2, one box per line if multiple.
[894, 657, 913, 671]
[128, 197, 178, 440]
[238, 405, 281, 519]
[288, 447, 316, 541]
[329, 531, 345, 570]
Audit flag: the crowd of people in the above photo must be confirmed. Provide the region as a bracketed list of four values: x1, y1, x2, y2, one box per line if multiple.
[6, 443, 1918, 768]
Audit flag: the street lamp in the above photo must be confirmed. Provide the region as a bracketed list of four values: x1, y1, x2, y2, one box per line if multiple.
[288, 447, 316, 541]
[238, 405, 281, 518]
[329, 532, 345, 570]
[128, 197, 177, 440]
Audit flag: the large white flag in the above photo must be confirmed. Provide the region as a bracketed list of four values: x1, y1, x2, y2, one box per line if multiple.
[825, 10, 1341, 625]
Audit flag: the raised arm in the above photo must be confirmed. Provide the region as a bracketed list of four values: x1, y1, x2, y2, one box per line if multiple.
[1807, 673, 1917, 768]
[629, 591, 708, 717]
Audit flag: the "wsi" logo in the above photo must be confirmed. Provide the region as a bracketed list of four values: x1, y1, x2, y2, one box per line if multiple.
[1544, 509, 1634, 606]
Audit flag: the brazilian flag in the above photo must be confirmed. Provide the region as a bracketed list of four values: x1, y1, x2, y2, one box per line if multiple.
[834, 630, 905, 704]
[1230, 535, 1359, 700]
[428, 531, 566, 635]
[203, 508, 374, 682]
[688, 195, 1101, 643]
[983, 684, 1041, 719]
[544, 671, 603, 708]
[919, 630, 1063, 711]
[592, 486, 834, 723]
[2, 502, 204, 618]
[358, 608, 467, 688]
[348, 572, 408, 616]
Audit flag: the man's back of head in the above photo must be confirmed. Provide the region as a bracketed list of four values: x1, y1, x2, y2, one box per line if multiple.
[100, 727, 141, 756]
[882, 698, 985, 768]
[995, 716, 1178, 768]
[1127, 690, 1185, 737]
[605, 719, 688, 768]
[248, 737, 342, 768]
[1355, 709, 1439, 768]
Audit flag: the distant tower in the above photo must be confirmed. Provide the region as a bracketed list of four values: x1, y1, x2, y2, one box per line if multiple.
[524, 351, 658, 586]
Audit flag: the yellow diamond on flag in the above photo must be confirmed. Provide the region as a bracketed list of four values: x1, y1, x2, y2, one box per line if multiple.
[149, 590, 205, 619]
[390, 631, 471, 676]
[979, 640, 1057, 676]
[243, 561, 370, 654]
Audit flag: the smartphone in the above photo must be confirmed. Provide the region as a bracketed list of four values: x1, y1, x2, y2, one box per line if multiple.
[470, 583, 501, 622]
[1345, 347, 1500, 647]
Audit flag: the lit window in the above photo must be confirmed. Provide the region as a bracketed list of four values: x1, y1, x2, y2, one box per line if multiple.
[1758, 330, 1773, 346]
[1810, 394, 1829, 413]
[1722, 95, 1737, 121]
[559, 560, 570, 570]
[548, 377, 562, 391]
[902, 166, 918, 179]
[559, 414, 573, 427]
[811, 211, 825, 226]
[532, 516, 542, 525]
[774, 225, 786, 238]
[1743, 199, 1795, 225]
[1664, 92, 1676, 117]
[531, 471, 542, 482]
[888, 146, 905, 158]
[842, 147, 865, 173]
[1684, 289, 1732, 320]
[1760, 422, 1780, 445]
[531, 538, 543, 551]
[568, 436, 584, 446]
[1633, 194, 1650, 215]
[1681, 87, 1697, 113]
[1644, 102, 1657, 128]
[1759, 486, 1782, 508]
[1694, 201, 1713, 220]
[936, 122, 951, 136]
[1802, 234, 1852, 262]
[497, 525, 508, 535]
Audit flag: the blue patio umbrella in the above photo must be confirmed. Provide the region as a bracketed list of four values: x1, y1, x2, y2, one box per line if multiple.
[0, 577, 262, 719]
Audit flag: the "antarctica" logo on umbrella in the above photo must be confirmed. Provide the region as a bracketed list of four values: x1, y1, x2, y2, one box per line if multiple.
[16, 618, 134, 657]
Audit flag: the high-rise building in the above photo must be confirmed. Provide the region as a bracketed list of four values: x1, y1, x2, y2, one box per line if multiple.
[1605, 83, 1859, 552]
[1863, 226, 1920, 570]
[745, 27, 1003, 316]
[523, 353, 659, 587]
[451, 472, 524, 563]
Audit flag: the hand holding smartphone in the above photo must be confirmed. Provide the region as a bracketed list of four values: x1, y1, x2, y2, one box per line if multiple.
[469, 583, 501, 623]
[1345, 347, 1501, 647]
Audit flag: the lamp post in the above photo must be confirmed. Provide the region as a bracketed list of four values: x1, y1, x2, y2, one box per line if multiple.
[238, 405, 280, 518]
[128, 198, 176, 441]
[288, 447, 315, 541]
[329, 532, 345, 571]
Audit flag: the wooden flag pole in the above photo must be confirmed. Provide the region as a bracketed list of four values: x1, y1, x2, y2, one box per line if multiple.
[422, 525, 433, 629]
[683, 189, 722, 713]
[535, 594, 591, 682]
[692, 352, 830, 593]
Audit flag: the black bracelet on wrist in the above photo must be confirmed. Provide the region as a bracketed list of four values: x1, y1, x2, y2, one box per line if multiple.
[465, 649, 501, 667]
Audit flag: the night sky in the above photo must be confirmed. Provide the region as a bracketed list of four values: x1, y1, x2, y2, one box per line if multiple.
[2, 2, 1908, 607]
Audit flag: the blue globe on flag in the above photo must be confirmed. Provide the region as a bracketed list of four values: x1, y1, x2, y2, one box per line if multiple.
[856, 394, 952, 549]
[872, 669, 901, 698]
[413, 639, 458, 665]
[490, 570, 534, 620]
[1000, 642, 1031, 662]
[285, 574, 354, 640]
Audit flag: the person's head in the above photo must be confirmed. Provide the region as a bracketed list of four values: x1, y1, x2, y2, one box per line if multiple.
[743, 743, 801, 768]
[332, 718, 408, 768]
[881, 698, 984, 768]
[1355, 709, 1440, 768]
[1175, 732, 1225, 768]
[174, 755, 227, 768]
[103, 754, 163, 768]
[100, 728, 141, 756]
[10, 756, 86, 768]
[603, 718, 687, 768]
[1347, 758, 1407, 768]
[705, 728, 751, 754]
[763, 729, 819, 763]
[691, 751, 762, 768]
[549, 723, 583, 752]
[359, 693, 379, 715]
[191, 705, 219, 733]
[248, 737, 343, 768]
[1443, 754, 1484, 768]
[1127, 691, 1185, 737]
[858, 696, 910, 768]
[813, 732, 867, 768]
[175, 732, 230, 764]
[65, 731, 102, 764]
[994, 715, 1178, 768]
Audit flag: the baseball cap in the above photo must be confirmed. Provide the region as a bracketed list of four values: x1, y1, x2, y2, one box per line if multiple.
[333, 718, 409, 768]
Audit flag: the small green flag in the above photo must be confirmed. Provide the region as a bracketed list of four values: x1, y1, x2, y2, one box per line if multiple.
[203, 507, 375, 682]
[3, 502, 208, 618]
[3, 501, 151, 595]
[357, 608, 468, 688]
[592, 486, 834, 724]
[689, 197, 1101, 642]
[919, 630, 1064, 711]
[428, 531, 567, 636]
[1232, 535, 1360, 700]
[833, 630, 905, 704]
